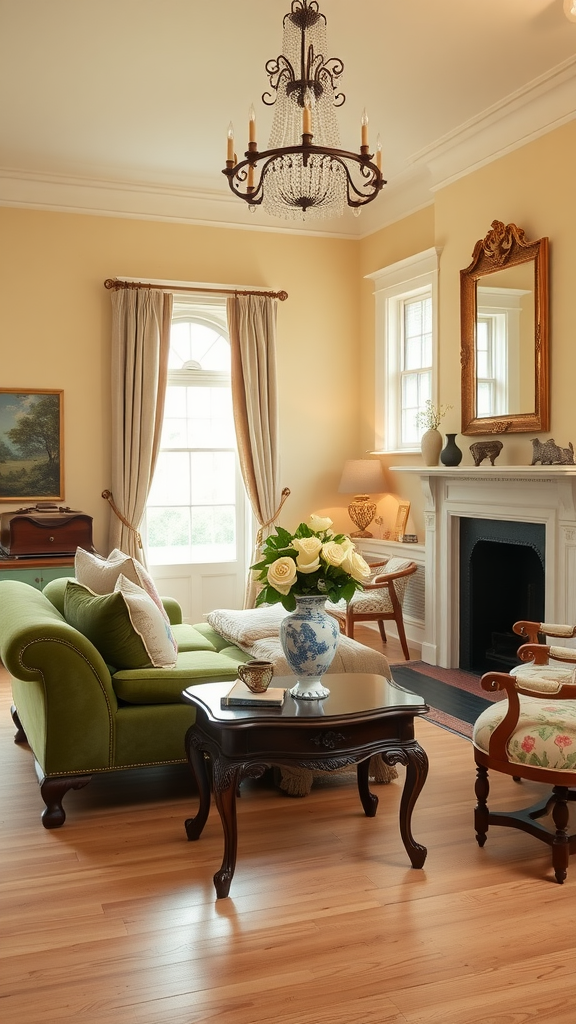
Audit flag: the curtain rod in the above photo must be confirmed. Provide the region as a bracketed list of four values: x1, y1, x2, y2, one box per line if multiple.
[104, 279, 288, 300]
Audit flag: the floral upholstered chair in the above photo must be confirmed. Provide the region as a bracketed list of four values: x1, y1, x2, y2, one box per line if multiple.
[325, 557, 417, 660]
[473, 662, 576, 883]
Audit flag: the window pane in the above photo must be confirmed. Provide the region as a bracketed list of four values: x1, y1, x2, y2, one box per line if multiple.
[190, 452, 235, 503]
[147, 506, 190, 556]
[169, 321, 231, 371]
[187, 387, 234, 447]
[477, 381, 493, 417]
[148, 452, 190, 504]
[404, 300, 422, 338]
[404, 336, 422, 371]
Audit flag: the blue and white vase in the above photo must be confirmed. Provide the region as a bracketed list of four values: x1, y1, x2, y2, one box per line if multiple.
[280, 595, 339, 699]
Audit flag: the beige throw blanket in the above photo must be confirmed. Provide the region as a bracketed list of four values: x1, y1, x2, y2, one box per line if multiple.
[206, 606, 392, 679]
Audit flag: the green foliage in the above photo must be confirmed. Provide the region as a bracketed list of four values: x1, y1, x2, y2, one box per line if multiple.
[7, 395, 60, 463]
[250, 517, 369, 612]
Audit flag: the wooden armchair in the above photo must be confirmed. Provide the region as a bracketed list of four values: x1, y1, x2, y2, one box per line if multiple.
[326, 557, 417, 660]
[473, 667, 576, 883]
[512, 619, 576, 686]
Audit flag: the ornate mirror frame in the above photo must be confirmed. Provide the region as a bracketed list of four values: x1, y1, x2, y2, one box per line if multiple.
[460, 220, 549, 435]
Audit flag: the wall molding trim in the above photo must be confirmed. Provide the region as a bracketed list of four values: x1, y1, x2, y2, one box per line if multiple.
[1, 57, 574, 238]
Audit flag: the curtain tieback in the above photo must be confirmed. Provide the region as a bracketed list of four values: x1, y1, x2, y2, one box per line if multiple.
[256, 487, 291, 548]
[102, 490, 143, 549]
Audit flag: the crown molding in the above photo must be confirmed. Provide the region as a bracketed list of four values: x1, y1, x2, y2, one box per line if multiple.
[411, 54, 576, 193]
[0, 167, 359, 239]
[1, 57, 574, 239]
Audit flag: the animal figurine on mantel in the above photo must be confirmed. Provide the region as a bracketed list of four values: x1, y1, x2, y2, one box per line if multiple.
[469, 440, 503, 466]
[530, 438, 575, 465]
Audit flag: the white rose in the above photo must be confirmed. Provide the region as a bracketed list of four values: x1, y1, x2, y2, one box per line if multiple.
[307, 514, 333, 533]
[292, 536, 322, 574]
[267, 556, 297, 594]
[321, 541, 347, 567]
[342, 550, 371, 583]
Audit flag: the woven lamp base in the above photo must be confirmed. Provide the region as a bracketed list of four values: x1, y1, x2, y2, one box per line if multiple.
[347, 494, 377, 537]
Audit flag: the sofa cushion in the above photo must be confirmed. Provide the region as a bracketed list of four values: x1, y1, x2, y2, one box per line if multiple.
[64, 579, 176, 669]
[112, 648, 251, 703]
[170, 622, 218, 652]
[74, 547, 169, 621]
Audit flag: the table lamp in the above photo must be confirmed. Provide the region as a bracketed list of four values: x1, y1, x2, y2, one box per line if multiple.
[338, 459, 385, 537]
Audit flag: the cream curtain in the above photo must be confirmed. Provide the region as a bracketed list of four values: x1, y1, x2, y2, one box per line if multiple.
[227, 294, 286, 607]
[108, 288, 172, 562]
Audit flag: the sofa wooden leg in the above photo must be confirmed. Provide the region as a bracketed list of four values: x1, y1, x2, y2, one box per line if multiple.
[11, 705, 27, 744]
[39, 773, 92, 828]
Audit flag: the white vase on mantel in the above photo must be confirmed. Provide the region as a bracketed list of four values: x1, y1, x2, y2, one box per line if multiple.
[420, 427, 443, 466]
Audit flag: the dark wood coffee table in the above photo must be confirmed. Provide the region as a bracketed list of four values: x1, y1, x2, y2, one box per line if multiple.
[182, 672, 429, 898]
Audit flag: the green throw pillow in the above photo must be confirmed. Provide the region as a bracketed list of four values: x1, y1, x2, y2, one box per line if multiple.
[64, 580, 152, 669]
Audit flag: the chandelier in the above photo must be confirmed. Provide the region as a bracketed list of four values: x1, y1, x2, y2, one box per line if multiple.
[222, 0, 385, 221]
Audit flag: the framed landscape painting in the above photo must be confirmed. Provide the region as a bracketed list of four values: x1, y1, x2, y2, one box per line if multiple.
[0, 389, 64, 502]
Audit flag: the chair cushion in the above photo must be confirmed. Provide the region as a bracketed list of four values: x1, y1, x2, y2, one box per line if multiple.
[512, 662, 576, 685]
[64, 579, 177, 669]
[112, 648, 250, 703]
[473, 696, 576, 770]
[326, 591, 395, 615]
[326, 557, 414, 616]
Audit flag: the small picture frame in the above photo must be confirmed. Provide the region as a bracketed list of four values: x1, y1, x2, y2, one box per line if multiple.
[394, 499, 410, 542]
[0, 389, 64, 502]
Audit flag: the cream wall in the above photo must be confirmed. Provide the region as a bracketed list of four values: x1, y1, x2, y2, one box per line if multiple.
[0, 208, 360, 550]
[359, 120, 576, 540]
[2, 119, 574, 555]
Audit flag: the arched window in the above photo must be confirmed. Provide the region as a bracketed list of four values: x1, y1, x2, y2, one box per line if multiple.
[145, 295, 243, 566]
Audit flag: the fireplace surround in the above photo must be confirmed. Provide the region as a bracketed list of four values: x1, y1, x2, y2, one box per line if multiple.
[391, 466, 576, 668]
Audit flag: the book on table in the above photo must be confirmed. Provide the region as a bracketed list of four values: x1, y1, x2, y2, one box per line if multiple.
[221, 679, 287, 708]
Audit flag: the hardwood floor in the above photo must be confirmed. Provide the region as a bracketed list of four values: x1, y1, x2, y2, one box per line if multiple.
[2, 651, 575, 1024]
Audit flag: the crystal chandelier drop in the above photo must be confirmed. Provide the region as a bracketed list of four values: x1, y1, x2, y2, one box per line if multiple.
[223, 0, 385, 221]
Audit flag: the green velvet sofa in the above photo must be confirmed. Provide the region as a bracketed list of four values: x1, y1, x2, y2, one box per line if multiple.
[0, 578, 251, 828]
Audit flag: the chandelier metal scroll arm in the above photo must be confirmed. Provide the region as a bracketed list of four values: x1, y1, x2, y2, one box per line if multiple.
[263, 55, 295, 106]
[223, 144, 386, 210]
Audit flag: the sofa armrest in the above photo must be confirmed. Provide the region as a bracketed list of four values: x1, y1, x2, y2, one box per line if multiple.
[0, 580, 119, 774]
[161, 596, 183, 625]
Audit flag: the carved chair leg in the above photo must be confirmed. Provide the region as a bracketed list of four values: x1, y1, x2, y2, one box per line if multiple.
[395, 615, 411, 660]
[551, 786, 570, 884]
[345, 607, 355, 639]
[11, 705, 27, 744]
[39, 774, 92, 829]
[377, 620, 387, 644]
[474, 764, 490, 847]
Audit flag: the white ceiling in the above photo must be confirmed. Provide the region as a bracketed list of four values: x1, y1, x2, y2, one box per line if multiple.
[1, 0, 575, 237]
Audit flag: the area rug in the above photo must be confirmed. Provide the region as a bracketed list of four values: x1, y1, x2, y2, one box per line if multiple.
[389, 661, 505, 740]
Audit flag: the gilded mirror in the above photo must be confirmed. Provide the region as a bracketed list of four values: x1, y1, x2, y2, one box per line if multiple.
[460, 220, 549, 435]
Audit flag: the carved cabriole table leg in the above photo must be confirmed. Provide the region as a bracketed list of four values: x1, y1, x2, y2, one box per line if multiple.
[212, 759, 266, 899]
[184, 729, 212, 842]
[357, 757, 378, 817]
[381, 743, 429, 868]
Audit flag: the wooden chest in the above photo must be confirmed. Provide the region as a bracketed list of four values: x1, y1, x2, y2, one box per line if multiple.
[0, 506, 93, 557]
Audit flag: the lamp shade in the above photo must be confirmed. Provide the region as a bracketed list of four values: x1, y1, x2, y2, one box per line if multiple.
[338, 459, 384, 496]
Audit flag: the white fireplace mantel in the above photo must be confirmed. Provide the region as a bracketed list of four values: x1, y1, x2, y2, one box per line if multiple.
[391, 465, 576, 667]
